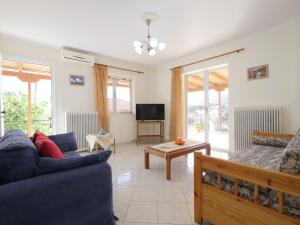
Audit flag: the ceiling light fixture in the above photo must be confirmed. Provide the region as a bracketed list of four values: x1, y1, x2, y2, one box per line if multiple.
[133, 13, 165, 56]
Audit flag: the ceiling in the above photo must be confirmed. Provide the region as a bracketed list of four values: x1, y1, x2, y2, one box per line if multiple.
[0, 0, 300, 66]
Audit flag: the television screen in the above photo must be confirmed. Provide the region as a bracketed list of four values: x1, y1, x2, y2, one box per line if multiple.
[136, 104, 165, 120]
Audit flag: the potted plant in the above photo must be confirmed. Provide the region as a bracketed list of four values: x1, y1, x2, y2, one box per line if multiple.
[194, 121, 204, 133]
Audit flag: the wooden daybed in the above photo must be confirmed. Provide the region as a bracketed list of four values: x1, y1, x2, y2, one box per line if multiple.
[194, 131, 300, 225]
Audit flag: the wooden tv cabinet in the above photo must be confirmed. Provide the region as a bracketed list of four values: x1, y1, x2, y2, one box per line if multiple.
[136, 120, 164, 145]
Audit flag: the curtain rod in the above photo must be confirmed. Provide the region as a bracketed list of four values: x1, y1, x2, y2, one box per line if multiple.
[95, 63, 144, 74]
[170, 48, 245, 70]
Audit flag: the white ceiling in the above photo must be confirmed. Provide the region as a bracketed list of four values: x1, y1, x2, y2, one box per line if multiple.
[0, 0, 300, 65]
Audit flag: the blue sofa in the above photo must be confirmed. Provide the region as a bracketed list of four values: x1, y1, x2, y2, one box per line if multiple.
[0, 130, 116, 225]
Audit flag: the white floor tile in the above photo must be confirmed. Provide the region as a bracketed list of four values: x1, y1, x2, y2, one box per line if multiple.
[113, 201, 129, 222]
[107, 142, 224, 225]
[158, 187, 186, 203]
[131, 187, 158, 202]
[158, 203, 192, 224]
[136, 176, 159, 188]
[125, 202, 157, 223]
[113, 175, 137, 186]
[119, 167, 141, 177]
[124, 223, 155, 225]
[114, 185, 134, 201]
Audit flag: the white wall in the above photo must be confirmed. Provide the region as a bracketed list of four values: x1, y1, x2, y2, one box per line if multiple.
[152, 17, 300, 150]
[0, 36, 151, 143]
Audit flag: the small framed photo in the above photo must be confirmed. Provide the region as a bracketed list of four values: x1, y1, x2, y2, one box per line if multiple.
[247, 64, 269, 81]
[70, 75, 85, 86]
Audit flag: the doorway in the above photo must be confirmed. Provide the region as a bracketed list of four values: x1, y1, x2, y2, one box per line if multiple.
[185, 66, 229, 150]
[0, 59, 52, 136]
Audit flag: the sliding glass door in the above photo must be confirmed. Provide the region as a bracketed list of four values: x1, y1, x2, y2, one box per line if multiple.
[0, 60, 52, 136]
[186, 72, 206, 142]
[186, 67, 229, 150]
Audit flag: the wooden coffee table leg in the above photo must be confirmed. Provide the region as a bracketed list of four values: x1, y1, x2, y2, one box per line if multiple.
[144, 149, 150, 169]
[206, 143, 211, 156]
[166, 157, 171, 180]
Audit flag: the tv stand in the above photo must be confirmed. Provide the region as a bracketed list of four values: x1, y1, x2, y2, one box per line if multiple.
[136, 120, 164, 145]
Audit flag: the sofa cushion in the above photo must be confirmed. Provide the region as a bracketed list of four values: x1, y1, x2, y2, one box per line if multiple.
[35, 131, 64, 159]
[0, 130, 38, 185]
[279, 129, 300, 175]
[48, 132, 78, 153]
[63, 151, 81, 159]
[37, 150, 112, 175]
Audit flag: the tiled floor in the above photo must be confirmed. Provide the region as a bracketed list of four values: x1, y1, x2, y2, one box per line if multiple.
[107, 142, 222, 225]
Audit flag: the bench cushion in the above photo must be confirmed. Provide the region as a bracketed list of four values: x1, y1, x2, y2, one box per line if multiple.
[229, 144, 285, 170]
[279, 129, 300, 175]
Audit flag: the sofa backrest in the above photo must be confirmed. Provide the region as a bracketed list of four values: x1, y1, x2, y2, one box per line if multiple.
[0, 130, 38, 185]
[48, 132, 78, 152]
[279, 128, 300, 175]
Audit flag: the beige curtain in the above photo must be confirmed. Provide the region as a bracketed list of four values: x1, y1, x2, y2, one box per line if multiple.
[94, 64, 110, 131]
[169, 67, 185, 140]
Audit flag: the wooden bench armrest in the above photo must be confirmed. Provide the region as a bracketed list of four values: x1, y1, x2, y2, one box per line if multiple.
[252, 130, 294, 139]
[194, 152, 300, 225]
[195, 152, 300, 197]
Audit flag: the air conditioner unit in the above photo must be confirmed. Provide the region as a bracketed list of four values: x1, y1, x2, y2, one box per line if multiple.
[61, 49, 95, 65]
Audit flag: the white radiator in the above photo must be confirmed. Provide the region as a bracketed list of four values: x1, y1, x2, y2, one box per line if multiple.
[234, 107, 282, 151]
[65, 112, 98, 151]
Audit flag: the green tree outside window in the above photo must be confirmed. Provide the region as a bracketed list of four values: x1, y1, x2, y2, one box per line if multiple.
[3, 92, 51, 135]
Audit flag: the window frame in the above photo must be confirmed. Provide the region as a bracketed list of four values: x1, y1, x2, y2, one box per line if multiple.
[0, 56, 54, 135]
[107, 75, 133, 114]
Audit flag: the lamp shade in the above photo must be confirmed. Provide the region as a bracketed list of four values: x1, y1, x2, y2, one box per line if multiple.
[133, 41, 142, 48]
[149, 49, 156, 56]
[150, 38, 158, 48]
[158, 42, 166, 51]
[135, 46, 142, 54]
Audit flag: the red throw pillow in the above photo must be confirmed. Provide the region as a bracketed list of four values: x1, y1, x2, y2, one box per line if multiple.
[32, 130, 44, 143]
[34, 131, 64, 159]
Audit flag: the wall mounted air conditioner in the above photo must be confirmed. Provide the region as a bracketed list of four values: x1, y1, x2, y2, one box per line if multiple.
[61, 49, 95, 65]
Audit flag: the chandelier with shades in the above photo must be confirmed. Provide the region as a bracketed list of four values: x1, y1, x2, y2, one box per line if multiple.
[133, 13, 166, 56]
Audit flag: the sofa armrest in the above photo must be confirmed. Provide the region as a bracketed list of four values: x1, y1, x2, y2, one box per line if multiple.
[0, 162, 116, 225]
[48, 132, 78, 152]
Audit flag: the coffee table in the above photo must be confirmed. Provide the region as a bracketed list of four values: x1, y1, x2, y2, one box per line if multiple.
[144, 140, 210, 180]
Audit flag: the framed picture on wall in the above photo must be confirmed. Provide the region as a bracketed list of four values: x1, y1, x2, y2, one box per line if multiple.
[247, 64, 269, 81]
[70, 75, 85, 86]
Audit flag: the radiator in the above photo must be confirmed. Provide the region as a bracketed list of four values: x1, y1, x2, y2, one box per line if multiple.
[234, 107, 282, 151]
[65, 112, 98, 151]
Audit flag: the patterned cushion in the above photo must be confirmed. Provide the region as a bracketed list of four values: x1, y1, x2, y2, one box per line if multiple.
[252, 135, 291, 147]
[230, 144, 285, 170]
[279, 129, 300, 175]
[252, 131, 294, 148]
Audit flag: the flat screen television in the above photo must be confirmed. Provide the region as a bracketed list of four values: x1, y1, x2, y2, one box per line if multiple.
[136, 104, 165, 120]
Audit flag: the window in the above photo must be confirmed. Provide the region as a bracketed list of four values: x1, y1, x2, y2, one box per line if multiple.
[107, 77, 132, 113]
[0, 60, 52, 136]
[107, 78, 113, 112]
